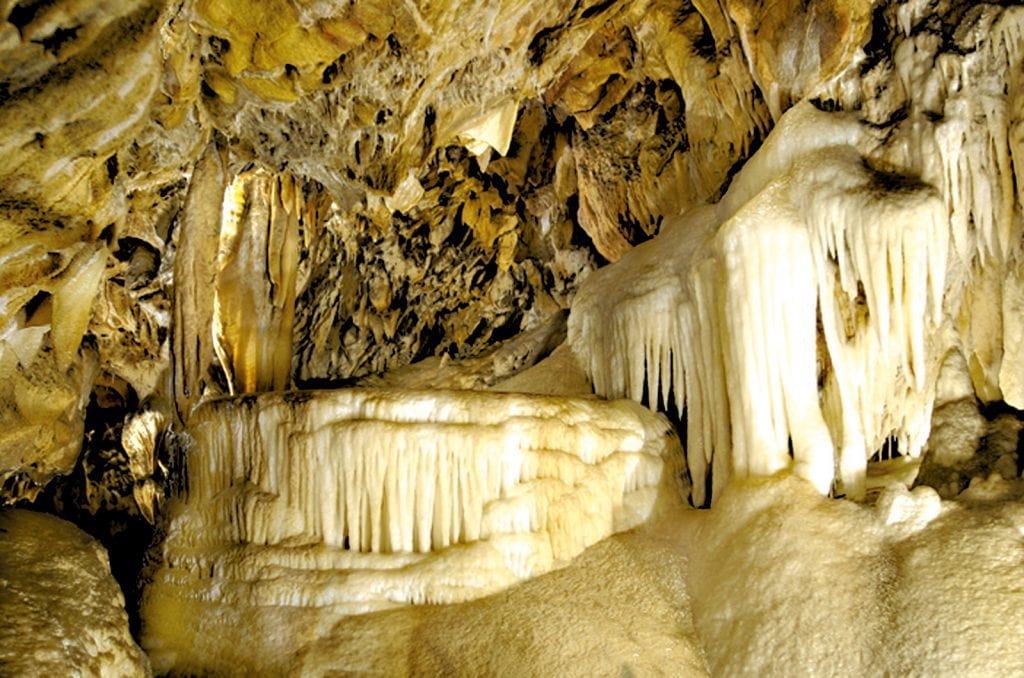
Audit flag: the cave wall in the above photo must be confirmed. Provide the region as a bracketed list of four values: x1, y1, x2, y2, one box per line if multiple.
[0, 0, 765, 510]
[4, 0, 1024, 674]
[1, 0, 1022, 521]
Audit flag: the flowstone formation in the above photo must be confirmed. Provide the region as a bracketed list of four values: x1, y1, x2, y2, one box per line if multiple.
[3, 0, 1024, 674]
[141, 388, 683, 673]
[687, 473, 1024, 677]
[570, 101, 949, 504]
[571, 4, 1024, 506]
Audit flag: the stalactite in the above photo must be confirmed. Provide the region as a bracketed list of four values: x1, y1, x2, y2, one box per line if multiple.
[570, 102, 948, 503]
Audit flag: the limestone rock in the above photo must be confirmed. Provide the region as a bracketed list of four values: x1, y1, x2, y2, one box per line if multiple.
[0, 0, 774, 510]
[0, 509, 150, 676]
[292, 128, 585, 384]
[569, 101, 948, 503]
[491, 342, 594, 397]
[290, 521, 706, 676]
[916, 407, 1023, 499]
[140, 387, 684, 674]
[688, 473, 1024, 676]
[0, 0, 173, 507]
[0, 1, 163, 218]
[359, 310, 568, 391]
[0, 342, 97, 503]
[2, 0, 1024, 672]
[727, 0, 873, 119]
[569, 2, 1024, 505]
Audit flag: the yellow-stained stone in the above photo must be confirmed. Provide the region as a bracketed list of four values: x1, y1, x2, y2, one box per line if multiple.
[0, 510, 150, 675]
[238, 73, 299, 102]
[727, 0, 872, 118]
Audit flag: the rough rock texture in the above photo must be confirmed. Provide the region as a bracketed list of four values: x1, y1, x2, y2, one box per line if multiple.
[0, 0, 175, 503]
[5, 0, 1021, 515]
[3, 0, 1024, 672]
[0, 509, 151, 676]
[727, 0, 873, 119]
[0, 0, 771, 511]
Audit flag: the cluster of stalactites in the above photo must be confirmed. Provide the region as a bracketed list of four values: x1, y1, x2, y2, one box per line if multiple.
[569, 102, 949, 505]
[812, 5, 1024, 408]
[926, 8, 1024, 407]
[181, 388, 679, 561]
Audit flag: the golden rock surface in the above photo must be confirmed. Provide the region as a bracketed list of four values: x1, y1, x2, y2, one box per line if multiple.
[727, 0, 873, 118]
[0, 509, 151, 675]
[0, 0, 1020, 603]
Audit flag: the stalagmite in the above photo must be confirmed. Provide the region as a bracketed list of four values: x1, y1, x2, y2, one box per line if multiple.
[0, 510, 151, 676]
[141, 387, 683, 673]
[688, 473, 1024, 677]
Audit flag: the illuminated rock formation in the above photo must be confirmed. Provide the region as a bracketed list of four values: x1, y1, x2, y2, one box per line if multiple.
[569, 101, 949, 504]
[2, 0, 1024, 674]
[140, 387, 683, 673]
[570, 5, 1024, 505]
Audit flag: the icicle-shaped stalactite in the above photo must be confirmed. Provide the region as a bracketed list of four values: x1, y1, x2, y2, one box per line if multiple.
[172, 142, 227, 423]
[181, 388, 678, 559]
[142, 388, 683, 650]
[832, 5, 1024, 409]
[804, 147, 947, 499]
[569, 102, 948, 504]
[173, 160, 326, 422]
[212, 170, 312, 395]
[944, 8, 1024, 407]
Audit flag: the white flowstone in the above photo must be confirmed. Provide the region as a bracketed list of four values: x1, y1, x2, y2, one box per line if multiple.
[688, 473, 1024, 677]
[570, 101, 948, 504]
[141, 387, 684, 674]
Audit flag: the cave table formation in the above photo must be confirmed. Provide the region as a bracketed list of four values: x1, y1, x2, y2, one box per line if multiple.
[1, 0, 1024, 675]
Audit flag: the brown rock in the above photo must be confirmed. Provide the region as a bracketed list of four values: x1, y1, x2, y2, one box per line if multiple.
[727, 0, 872, 118]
